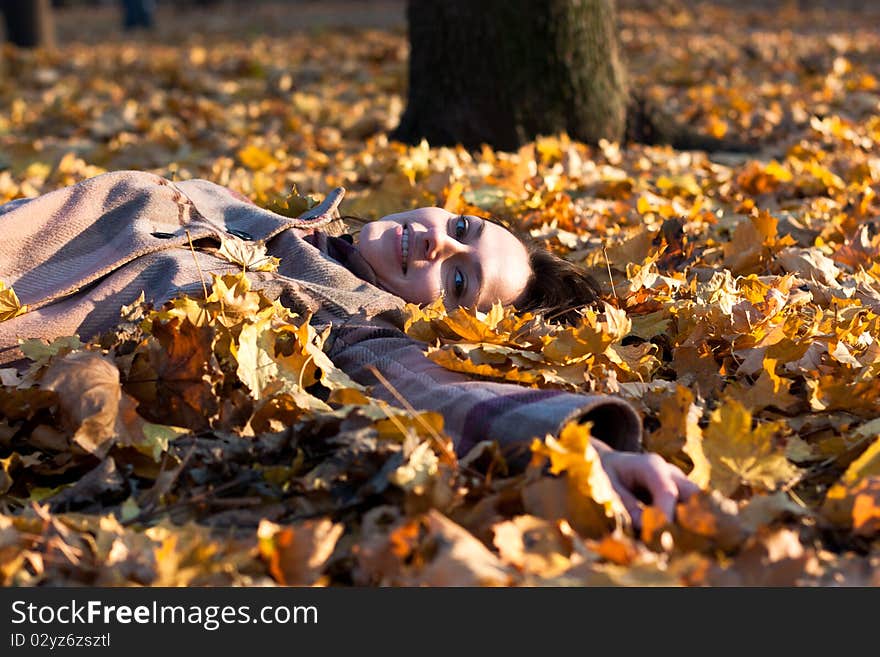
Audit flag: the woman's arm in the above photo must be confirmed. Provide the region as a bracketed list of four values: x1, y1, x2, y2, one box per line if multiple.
[327, 316, 697, 525]
[328, 317, 641, 458]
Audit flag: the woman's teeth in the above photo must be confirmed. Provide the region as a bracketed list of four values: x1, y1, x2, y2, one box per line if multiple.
[401, 226, 409, 274]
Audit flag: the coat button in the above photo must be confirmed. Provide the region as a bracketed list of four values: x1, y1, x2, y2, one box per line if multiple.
[227, 229, 253, 241]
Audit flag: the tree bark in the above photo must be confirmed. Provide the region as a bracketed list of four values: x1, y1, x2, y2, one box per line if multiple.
[390, 0, 628, 151]
[1, 0, 56, 48]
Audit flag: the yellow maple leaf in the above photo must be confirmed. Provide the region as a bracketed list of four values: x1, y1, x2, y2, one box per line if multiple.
[0, 281, 27, 322]
[427, 346, 544, 385]
[725, 357, 800, 413]
[262, 186, 316, 218]
[684, 398, 799, 496]
[206, 273, 266, 319]
[216, 235, 280, 272]
[541, 309, 614, 363]
[838, 435, 880, 488]
[530, 421, 627, 520]
[403, 297, 449, 343]
[437, 306, 507, 343]
[646, 385, 702, 463]
[822, 437, 880, 528]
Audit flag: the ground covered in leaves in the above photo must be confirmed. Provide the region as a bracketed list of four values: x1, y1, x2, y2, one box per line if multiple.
[1, 0, 880, 586]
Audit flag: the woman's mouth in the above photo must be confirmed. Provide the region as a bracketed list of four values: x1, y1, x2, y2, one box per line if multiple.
[400, 224, 410, 275]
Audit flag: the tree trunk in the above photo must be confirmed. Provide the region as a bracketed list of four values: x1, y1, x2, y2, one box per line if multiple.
[390, 0, 628, 151]
[1, 0, 56, 48]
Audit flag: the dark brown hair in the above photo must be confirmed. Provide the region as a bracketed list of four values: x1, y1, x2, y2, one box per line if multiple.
[513, 236, 601, 325]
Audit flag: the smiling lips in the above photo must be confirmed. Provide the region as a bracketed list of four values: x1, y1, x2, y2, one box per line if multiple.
[400, 224, 410, 274]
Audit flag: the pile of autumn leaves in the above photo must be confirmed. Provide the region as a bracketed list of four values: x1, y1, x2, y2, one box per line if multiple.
[2, 1, 880, 585]
[3, 202, 880, 584]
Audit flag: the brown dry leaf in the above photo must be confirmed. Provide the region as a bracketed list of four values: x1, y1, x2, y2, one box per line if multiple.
[357, 510, 511, 586]
[388, 440, 439, 494]
[832, 225, 880, 269]
[675, 491, 748, 553]
[725, 358, 800, 413]
[807, 375, 880, 415]
[589, 530, 641, 565]
[776, 247, 841, 286]
[851, 477, 880, 537]
[639, 505, 674, 549]
[722, 211, 794, 275]
[257, 518, 343, 586]
[126, 317, 218, 430]
[722, 214, 771, 274]
[550, 554, 682, 587]
[403, 510, 512, 586]
[521, 475, 614, 541]
[671, 346, 723, 397]
[716, 527, 818, 586]
[739, 491, 811, 532]
[41, 351, 144, 457]
[44, 458, 125, 510]
[603, 229, 657, 271]
[91, 515, 157, 586]
[148, 522, 258, 586]
[492, 515, 572, 576]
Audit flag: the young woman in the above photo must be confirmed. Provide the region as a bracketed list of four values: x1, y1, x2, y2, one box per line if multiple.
[0, 170, 697, 527]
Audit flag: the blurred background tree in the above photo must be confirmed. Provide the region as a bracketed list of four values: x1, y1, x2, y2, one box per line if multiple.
[390, 0, 628, 150]
[0, 0, 56, 48]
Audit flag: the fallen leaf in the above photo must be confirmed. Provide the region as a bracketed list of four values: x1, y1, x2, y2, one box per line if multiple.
[0, 281, 27, 322]
[258, 518, 343, 586]
[42, 351, 144, 457]
[492, 515, 572, 576]
[684, 398, 799, 496]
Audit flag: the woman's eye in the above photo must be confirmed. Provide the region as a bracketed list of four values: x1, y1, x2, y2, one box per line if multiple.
[454, 216, 469, 241]
[453, 269, 466, 298]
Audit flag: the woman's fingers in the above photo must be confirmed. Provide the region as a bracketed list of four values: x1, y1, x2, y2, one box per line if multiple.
[614, 484, 644, 530]
[670, 467, 700, 501]
[601, 451, 703, 530]
[631, 455, 679, 523]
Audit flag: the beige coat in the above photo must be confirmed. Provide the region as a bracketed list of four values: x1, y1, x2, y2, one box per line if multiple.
[0, 170, 402, 365]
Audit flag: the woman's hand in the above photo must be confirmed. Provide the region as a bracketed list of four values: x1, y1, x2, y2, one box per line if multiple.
[592, 438, 700, 529]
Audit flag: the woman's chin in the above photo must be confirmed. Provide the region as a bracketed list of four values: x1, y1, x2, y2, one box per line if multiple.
[378, 280, 399, 296]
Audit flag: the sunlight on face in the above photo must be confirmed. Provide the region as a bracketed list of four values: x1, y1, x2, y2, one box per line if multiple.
[355, 207, 530, 311]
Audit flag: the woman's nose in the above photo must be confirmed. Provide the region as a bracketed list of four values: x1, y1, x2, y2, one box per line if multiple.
[422, 226, 464, 261]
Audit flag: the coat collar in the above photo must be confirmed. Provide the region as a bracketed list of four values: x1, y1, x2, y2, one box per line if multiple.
[291, 186, 346, 229]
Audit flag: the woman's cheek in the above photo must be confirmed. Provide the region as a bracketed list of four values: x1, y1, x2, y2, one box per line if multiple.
[411, 276, 441, 305]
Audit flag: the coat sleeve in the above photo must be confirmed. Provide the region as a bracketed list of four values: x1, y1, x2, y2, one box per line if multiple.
[326, 316, 643, 466]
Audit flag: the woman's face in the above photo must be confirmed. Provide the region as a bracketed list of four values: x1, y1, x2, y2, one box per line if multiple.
[356, 207, 531, 311]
